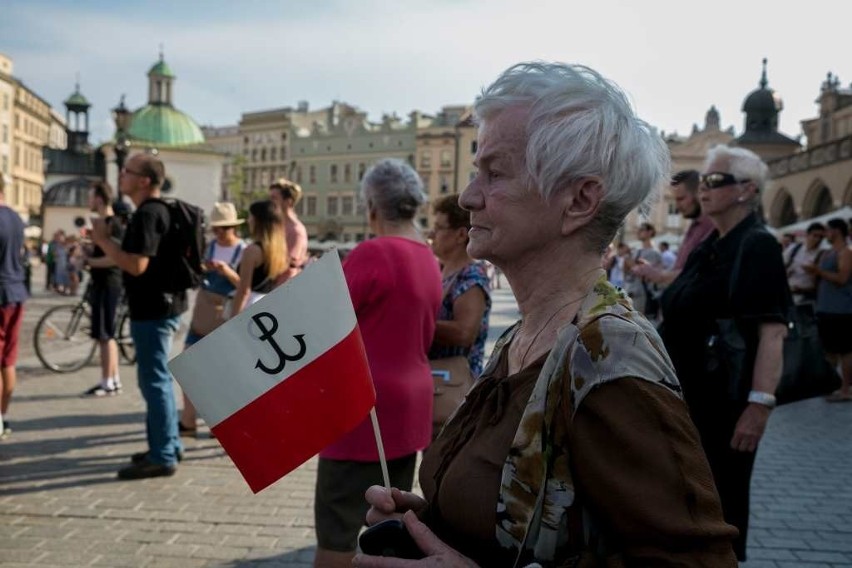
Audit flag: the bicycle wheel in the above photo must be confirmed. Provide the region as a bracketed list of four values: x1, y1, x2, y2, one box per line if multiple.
[117, 311, 136, 365]
[34, 304, 97, 373]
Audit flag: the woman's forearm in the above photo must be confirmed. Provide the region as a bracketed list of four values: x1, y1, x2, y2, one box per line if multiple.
[751, 323, 786, 395]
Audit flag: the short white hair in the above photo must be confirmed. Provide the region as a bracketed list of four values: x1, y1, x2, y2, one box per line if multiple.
[704, 145, 769, 192]
[475, 62, 670, 250]
[360, 158, 426, 222]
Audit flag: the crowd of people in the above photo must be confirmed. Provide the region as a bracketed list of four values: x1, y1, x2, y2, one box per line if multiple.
[2, 59, 852, 566]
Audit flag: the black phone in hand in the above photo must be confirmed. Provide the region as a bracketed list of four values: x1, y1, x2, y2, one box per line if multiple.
[359, 519, 425, 559]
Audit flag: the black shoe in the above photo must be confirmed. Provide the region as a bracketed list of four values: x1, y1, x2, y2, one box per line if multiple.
[0, 421, 9, 439]
[117, 459, 176, 480]
[131, 449, 184, 464]
[82, 384, 118, 397]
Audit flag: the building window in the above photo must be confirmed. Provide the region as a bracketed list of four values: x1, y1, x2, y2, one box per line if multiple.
[1, 124, 6, 143]
[306, 196, 317, 216]
[330, 164, 338, 183]
[296, 167, 303, 184]
[470, 140, 477, 154]
[359, 163, 366, 180]
[261, 148, 267, 162]
[1, 156, 7, 173]
[342, 195, 354, 216]
[309, 165, 316, 184]
[270, 147, 277, 162]
[295, 197, 305, 216]
[344, 164, 352, 183]
[440, 150, 452, 168]
[252, 149, 258, 162]
[280, 146, 287, 160]
[327, 196, 339, 217]
[420, 151, 432, 168]
[440, 176, 450, 194]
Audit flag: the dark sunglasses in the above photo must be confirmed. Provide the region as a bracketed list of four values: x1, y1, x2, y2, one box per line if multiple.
[699, 172, 750, 190]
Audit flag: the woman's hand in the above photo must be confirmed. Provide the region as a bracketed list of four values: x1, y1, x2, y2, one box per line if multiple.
[364, 486, 427, 526]
[207, 259, 228, 273]
[731, 403, 771, 453]
[352, 511, 478, 567]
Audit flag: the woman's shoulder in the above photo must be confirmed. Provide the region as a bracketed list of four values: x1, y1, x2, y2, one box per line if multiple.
[564, 280, 680, 405]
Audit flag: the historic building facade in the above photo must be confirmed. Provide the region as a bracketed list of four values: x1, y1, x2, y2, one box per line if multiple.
[764, 71, 852, 228]
[205, 102, 473, 241]
[0, 52, 55, 222]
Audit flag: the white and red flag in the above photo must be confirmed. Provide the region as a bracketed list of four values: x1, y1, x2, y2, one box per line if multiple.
[168, 252, 375, 493]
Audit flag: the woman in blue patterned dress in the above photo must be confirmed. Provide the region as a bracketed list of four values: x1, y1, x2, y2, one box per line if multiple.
[428, 195, 491, 377]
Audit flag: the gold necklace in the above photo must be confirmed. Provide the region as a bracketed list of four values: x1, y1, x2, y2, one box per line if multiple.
[517, 295, 585, 369]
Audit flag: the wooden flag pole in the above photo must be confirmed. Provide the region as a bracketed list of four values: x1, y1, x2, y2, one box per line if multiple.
[369, 407, 391, 490]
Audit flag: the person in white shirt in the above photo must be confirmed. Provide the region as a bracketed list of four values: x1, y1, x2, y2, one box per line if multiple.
[659, 241, 676, 271]
[785, 222, 826, 306]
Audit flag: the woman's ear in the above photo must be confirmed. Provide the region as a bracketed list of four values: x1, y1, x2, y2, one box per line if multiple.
[559, 177, 604, 236]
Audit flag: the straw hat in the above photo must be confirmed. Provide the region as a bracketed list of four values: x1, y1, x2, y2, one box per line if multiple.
[209, 202, 245, 227]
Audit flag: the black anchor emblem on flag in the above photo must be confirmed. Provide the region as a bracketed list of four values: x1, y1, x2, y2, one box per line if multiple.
[250, 312, 307, 375]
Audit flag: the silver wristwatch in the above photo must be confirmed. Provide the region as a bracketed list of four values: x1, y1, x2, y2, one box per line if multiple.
[748, 390, 777, 409]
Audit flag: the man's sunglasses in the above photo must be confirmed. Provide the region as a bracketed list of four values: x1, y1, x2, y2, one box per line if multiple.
[699, 172, 750, 190]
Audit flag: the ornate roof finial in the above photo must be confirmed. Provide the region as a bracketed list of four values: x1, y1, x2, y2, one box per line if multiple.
[159, 43, 164, 61]
[760, 58, 768, 89]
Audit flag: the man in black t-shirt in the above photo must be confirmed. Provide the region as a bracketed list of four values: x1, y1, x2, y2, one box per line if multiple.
[82, 181, 126, 397]
[91, 154, 186, 480]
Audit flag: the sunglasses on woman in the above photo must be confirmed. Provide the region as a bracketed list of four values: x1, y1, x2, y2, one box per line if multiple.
[699, 172, 750, 190]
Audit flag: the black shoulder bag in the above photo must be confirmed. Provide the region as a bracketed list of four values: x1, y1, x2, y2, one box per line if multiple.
[707, 228, 839, 405]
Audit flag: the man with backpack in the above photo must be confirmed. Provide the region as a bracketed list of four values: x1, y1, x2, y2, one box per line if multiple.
[91, 153, 202, 479]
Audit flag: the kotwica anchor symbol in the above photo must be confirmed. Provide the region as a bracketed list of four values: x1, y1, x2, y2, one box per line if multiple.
[250, 312, 307, 375]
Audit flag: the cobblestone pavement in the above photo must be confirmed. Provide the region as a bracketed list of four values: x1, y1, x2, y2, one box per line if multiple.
[2, 274, 851, 566]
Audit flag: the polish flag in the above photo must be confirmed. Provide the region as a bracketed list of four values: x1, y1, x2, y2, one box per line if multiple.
[168, 252, 375, 493]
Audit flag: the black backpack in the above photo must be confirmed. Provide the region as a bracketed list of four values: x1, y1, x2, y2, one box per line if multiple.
[153, 198, 206, 292]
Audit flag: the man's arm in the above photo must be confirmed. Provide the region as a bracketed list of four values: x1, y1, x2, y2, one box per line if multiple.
[90, 218, 148, 276]
[814, 248, 852, 285]
[95, 237, 149, 276]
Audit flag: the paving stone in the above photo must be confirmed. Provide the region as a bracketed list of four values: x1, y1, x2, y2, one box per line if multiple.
[793, 550, 852, 563]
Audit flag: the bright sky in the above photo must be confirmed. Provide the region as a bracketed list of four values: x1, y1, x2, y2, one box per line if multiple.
[2, 0, 850, 145]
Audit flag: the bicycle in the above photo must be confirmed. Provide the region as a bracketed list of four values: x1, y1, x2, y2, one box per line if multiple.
[33, 282, 136, 373]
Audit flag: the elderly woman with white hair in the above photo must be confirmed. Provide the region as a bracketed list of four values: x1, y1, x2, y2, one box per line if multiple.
[659, 145, 790, 561]
[355, 63, 737, 567]
[313, 158, 443, 568]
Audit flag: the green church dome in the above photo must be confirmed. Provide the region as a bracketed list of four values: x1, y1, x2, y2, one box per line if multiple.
[128, 104, 205, 147]
[148, 59, 175, 78]
[64, 90, 90, 108]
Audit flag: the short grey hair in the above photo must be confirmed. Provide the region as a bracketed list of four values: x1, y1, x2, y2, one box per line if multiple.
[360, 158, 426, 222]
[475, 61, 670, 250]
[704, 145, 769, 193]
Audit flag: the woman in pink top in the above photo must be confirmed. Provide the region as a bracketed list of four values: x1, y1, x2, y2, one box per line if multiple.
[268, 178, 309, 283]
[314, 159, 442, 568]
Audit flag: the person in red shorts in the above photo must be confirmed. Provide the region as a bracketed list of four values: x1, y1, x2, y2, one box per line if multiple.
[0, 175, 28, 439]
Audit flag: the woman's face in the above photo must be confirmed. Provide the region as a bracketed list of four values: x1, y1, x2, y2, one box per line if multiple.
[459, 106, 562, 266]
[429, 212, 465, 260]
[698, 157, 752, 217]
[213, 226, 235, 244]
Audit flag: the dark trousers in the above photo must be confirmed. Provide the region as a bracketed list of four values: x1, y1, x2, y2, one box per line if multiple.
[688, 394, 756, 561]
